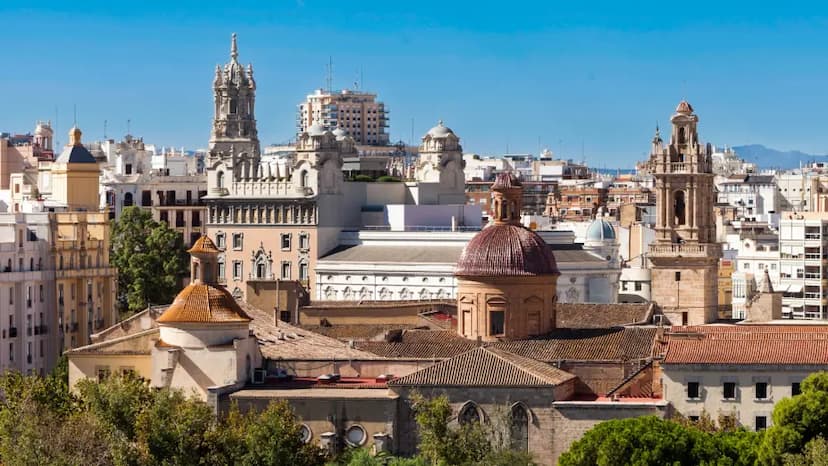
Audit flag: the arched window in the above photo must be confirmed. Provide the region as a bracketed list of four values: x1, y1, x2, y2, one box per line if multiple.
[673, 191, 686, 226]
[256, 261, 266, 279]
[458, 402, 481, 425]
[510, 404, 529, 452]
[29, 258, 34, 271]
[229, 99, 237, 114]
[217, 171, 225, 189]
[678, 126, 686, 144]
[123, 192, 134, 207]
[300, 170, 309, 188]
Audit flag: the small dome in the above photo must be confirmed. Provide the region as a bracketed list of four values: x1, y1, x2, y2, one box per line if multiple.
[675, 100, 694, 114]
[34, 122, 53, 136]
[426, 120, 454, 139]
[455, 224, 559, 277]
[586, 218, 616, 242]
[306, 121, 328, 137]
[157, 284, 251, 324]
[491, 172, 522, 190]
[189, 235, 220, 254]
[332, 127, 348, 140]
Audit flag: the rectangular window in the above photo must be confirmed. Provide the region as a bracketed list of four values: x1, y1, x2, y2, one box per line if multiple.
[634, 282, 642, 291]
[723, 382, 736, 400]
[792, 382, 801, 396]
[489, 310, 505, 336]
[299, 262, 309, 281]
[8, 343, 12, 361]
[215, 233, 225, 249]
[756, 382, 769, 400]
[281, 262, 291, 280]
[232, 261, 242, 280]
[687, 382, 700, 399]
[96, 367, 110, 382]
[281, 234, 291, 251]
[299, 234, 309, 250]
[688, 415, 700, 422]
[675, 272, 681, 282]
[232, 233, 243, 250]
[279, 311, 291, 323]
[218, 261, 225, 279]
[755, 416, 767, 431]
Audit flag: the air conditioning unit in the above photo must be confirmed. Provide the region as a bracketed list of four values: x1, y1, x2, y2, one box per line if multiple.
[252, 369, 267, 384]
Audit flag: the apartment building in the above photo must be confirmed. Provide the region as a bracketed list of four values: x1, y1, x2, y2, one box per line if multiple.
[663, 326, 820, 431]
[298, 88, 389, 146]
[716, 175, 778, 226]
[778, 212, 828, 319]
[731, 232, 780, 319]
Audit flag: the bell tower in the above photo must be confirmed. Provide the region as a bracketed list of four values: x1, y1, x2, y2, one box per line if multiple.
[209, 33, 259, 158]
[647, 101, 721, 326]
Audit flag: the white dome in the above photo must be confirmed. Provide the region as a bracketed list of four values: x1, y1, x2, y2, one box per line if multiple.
[306, 121, 328, 137]
[426, 120, 454, 138]
[34, 122, 53, 137]
[586, 218, 616, 242]
[332, 127, 348, 140]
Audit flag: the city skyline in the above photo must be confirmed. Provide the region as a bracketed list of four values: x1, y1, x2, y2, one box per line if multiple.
[4, 1, 828, 166]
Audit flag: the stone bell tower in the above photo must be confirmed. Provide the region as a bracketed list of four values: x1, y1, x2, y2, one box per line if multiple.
[209, 33, 259, 159]
[647, 101, 721, 326]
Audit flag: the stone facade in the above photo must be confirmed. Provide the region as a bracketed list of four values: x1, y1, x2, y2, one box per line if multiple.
[647, 102, 721, 325]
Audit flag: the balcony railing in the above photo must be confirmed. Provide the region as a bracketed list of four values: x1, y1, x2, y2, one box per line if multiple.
[649, 243, 721, 257]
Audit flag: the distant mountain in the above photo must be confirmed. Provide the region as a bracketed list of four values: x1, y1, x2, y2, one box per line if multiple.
[733, 144, 828, 169]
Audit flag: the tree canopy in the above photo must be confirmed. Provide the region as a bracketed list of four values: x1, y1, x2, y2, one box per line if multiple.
[110, 206, 189, 314]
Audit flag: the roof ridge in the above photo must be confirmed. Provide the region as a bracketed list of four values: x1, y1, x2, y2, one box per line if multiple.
[65, 328, 160, 354]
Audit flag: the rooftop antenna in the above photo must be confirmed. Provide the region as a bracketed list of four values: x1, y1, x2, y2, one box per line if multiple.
[410, 117, 414, 147]
[73, 104, 77, 127]
[127, 119, 131, 136]
[325, 56, 333, 93]
[104, 119, 108, 139]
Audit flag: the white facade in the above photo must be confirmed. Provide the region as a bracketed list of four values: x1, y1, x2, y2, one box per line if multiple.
[730, 235, 780, 319]
[716, 175, 779, 226]
[776, 172, 813, 213]
[778, 213, 828, 319]
[315, 228, 621, 304]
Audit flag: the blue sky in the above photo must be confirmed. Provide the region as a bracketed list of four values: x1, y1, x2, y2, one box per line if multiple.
[2, 1, 828, 167]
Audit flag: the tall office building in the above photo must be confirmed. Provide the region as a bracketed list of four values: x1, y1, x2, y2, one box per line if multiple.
[298, 89, 389, 146]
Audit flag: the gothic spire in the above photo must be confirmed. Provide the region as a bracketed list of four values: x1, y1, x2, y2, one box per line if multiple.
[230, 33, 238, 62]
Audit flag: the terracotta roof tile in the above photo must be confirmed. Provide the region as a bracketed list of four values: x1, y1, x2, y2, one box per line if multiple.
[493, 327, 657, 362]
[455, 224, 559, 277]
[665, 325, 828, 364]
[389, 346, 575, 387]
[188, 235, 220, 254]
[556, 303, 654, 329]
[157, 284, 251, 324]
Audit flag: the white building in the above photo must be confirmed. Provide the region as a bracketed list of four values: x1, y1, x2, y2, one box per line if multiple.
[716, 175, 779, 226]
[297, 89, 389, 146]
[778, 212, 828, 319]
[730, 233, 780, 319]
[315, 218, 621, 304]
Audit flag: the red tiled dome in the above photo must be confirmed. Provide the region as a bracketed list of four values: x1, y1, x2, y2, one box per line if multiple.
[455, 224, 559, 277]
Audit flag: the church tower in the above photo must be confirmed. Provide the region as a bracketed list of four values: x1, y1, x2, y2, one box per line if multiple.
[647, 101, 722, 325]
[209, 33, 259, 160]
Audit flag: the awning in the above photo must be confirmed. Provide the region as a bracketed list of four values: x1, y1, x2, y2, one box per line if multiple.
[786, 284, 803, 294]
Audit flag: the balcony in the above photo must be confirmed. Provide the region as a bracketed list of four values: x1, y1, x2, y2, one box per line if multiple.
[648, 243, 722, 258]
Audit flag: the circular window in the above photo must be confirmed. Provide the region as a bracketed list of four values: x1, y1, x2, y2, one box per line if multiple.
[345, 425, 367, 446]
[299, 424, 312, 444]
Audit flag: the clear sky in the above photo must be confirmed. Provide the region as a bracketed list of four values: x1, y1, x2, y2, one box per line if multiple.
[2, 1, 828, 167]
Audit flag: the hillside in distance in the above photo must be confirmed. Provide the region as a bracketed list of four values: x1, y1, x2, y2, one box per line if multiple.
[733, 144, 828, 169]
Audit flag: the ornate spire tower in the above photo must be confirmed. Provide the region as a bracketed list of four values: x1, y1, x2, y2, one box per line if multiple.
[209, 33, 259, 158]
[647, 101, 721, 326]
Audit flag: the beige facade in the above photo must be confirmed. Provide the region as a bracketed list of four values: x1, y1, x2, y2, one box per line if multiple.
[53, 212, 117, 349]
[646, 102, 721, 325]
[298, 88, 389, 146]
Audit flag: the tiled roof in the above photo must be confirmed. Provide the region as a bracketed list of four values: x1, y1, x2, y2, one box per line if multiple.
[56, 144, 97, 164]
[491, 172, 522, 189]
[242, 303, 383, 360]
[157, 284, 252, 324]
[299, 324, 422, 341]
[66, 328, 159, 355]
[188, 235, 220, 254]
[556, 303, 653, 329]
[356, 330, 477, 359]
[355, 327, 657, 363]
[551, 249, 605, 263]
[455, 224, 559, 277]
[665, 325, 828, 365]
[389, 346, 575, 387]
[492, 327, 657, 362]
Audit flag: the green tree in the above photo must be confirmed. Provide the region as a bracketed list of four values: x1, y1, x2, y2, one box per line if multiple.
[76, 373, 155, 440]
[782, 437, 828, 466]
[558, 415, 760, 466]
[411, 394, 534, 466]
[239, 400, 327, 466]
[758, 371, 828, 465]
[111, 206, 188, 314]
